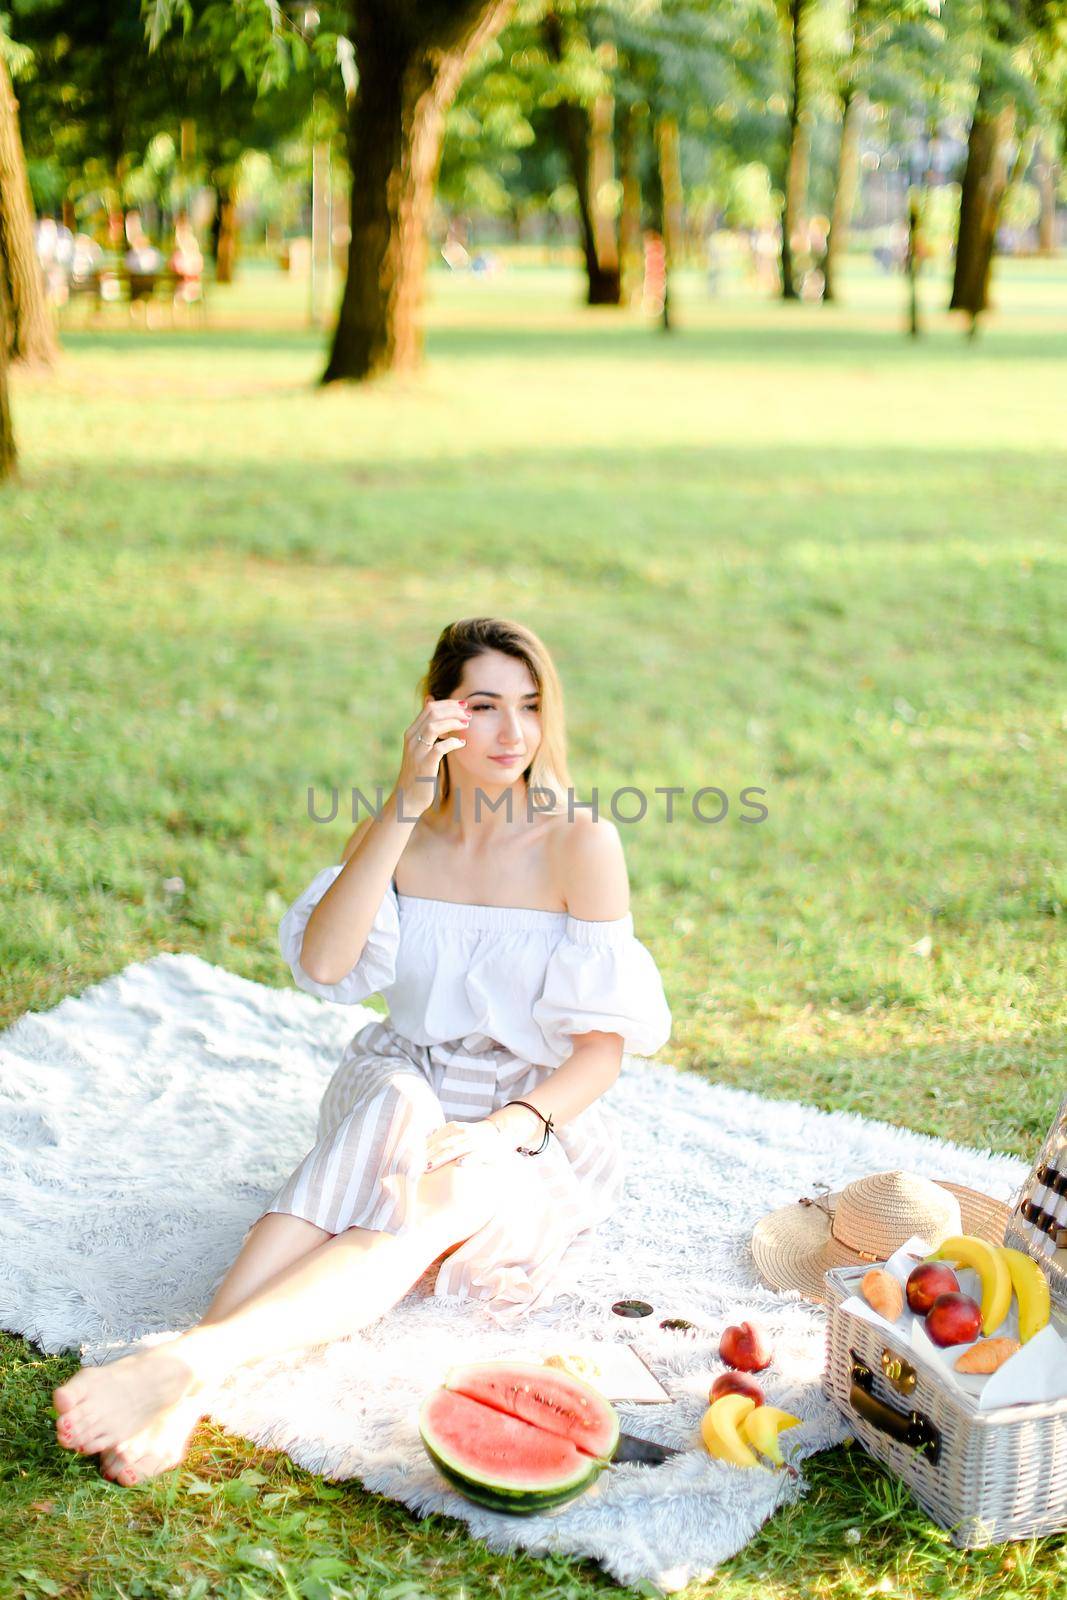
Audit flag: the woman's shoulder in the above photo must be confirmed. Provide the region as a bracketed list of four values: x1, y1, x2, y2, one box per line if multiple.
[546, 812, 630, 920]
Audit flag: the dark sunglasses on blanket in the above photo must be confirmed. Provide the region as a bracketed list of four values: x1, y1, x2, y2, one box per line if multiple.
[612, 1299, 701, 1337]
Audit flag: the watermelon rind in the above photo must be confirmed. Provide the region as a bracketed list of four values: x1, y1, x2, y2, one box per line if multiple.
[422, 1435, 606, 1516]
[442, 1358, 620, 1461]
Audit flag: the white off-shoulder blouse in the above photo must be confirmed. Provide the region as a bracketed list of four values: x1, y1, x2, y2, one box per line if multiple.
[278, 862, 673, 1067]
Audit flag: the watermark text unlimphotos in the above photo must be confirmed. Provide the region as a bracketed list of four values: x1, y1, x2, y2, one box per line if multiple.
[307, 782, 769, 826]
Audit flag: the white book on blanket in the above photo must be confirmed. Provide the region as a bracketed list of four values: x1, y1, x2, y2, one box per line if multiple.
[520, 1339, 673, 1403]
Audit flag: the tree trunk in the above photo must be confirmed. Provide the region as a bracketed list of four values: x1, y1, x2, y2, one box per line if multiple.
[0, 327, 14, 480]
[1036, 139, 1058, 255]
[554, 95, 620, 303]
[780, 0, 810, 301]
[906, 192, 922, 338]
[563, 106, 621, 304]
[617, 101, 643, 305]
[589, 89, 620, 286]
[823, 90, 863, 303]
[323, 1, 512, 383]
[0, 53, 56, 366]
[543, 13, 621, 306]
[647, 112, 671, 332]
[211, 179, 239, 284]
[657, 115, 683, 273]
[949, 91, 1015, 320]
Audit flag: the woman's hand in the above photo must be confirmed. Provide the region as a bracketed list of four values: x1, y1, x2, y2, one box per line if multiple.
[395, 695, 471, 819]
[424, 1118, 504, 1173]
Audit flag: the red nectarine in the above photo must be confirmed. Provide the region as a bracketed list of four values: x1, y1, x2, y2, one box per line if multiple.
[709, 1371, 765, 1406]
[906, 1261, 960, 1315]
[925, 1292, 982, 1348]
[719, 1320, 772, 1372]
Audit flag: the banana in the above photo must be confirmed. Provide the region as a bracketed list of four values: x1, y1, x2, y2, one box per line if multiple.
[998, 1245, 1051, 1344]
[700, 1394, 760, 1468]
[740, 1405, 802, 1467]
[926, 1234, 1012, 1337]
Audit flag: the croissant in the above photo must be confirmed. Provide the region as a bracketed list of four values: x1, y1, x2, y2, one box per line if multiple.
[954, 1337, 1020, 1374]
[861, 1268, 904, 1322]
[544, 1352, 602, 1380]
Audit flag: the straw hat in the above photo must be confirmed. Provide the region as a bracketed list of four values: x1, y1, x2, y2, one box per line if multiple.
[750, 1170, 1013, 1306]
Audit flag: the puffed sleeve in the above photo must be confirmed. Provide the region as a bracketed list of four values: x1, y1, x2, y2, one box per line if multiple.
[531, 912, 673, 1063]
[278, 862, 400, 1004]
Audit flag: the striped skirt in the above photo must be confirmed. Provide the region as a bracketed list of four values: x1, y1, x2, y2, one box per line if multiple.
[253, 1017, 625, 1325]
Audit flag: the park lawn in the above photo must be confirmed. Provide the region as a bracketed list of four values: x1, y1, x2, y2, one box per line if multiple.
[1, 253, 1064, 1598]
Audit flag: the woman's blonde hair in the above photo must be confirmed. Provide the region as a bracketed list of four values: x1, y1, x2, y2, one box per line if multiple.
[416, 617, 572, 816]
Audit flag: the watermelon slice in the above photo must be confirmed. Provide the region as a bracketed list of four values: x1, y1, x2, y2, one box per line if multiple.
[419, 1360, 619, 1515]
[443, 1358, 619, 1460]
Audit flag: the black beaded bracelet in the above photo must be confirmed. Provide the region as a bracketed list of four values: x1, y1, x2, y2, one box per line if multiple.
[504, 1099, 554, 1156]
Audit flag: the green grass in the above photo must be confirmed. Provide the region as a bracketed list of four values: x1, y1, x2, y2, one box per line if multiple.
[1, 251, 1065, 1597]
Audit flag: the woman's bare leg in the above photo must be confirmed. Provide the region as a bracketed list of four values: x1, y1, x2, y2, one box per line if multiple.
[179, 1163, 490, 1383]
[53, 1160, 496, 1479]
[195, 1211, 457, 1333]
[199, 1213, 334, 1326]
[89, 1213, 331, 1481]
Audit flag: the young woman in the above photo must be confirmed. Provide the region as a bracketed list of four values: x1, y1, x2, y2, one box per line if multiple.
[53, 617, 672, 1486]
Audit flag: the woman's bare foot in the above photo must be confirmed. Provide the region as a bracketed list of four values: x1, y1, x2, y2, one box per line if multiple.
[53, 1339, 208, 1457]
[97, 1390, 206, 1486]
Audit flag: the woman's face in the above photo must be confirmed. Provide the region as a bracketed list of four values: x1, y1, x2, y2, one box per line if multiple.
[448, 650, 542, 778]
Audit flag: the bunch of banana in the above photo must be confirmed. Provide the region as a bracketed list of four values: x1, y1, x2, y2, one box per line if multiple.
[700, 1394, 802, 1469]
[925, 1235, 1051, 1343]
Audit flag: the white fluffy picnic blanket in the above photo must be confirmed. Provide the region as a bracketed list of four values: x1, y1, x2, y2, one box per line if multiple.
[0, 954, 1027, 1592]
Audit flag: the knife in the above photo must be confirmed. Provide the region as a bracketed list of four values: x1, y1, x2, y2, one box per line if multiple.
[612, 1430, 684, 1466]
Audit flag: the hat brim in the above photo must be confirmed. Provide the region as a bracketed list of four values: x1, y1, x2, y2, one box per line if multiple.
[749, 1180, 1014, 1306]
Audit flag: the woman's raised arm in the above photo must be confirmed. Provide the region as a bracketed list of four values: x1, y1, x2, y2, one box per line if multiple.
[299, 694, 470, 985]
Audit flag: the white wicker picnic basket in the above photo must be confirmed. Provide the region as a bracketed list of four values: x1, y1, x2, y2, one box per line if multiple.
[822, 1093, 1067, 1548]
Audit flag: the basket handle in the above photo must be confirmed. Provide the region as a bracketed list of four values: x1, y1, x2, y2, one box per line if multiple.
[849, 1350, 941, 1465]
